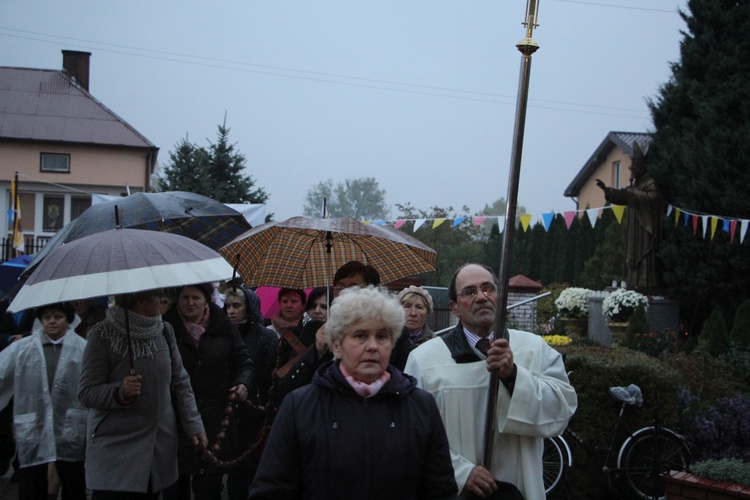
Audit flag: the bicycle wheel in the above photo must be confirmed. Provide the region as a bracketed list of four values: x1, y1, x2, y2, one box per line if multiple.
[617, 427, 690, 500]
[543, 435, 571, 497]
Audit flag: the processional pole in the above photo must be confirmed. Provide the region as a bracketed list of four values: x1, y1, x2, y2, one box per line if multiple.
[481, 0, 541, 470]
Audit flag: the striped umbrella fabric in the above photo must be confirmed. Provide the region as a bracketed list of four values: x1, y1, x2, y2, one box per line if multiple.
[220, 216, 437, 289]
[24, 191, 251, 277]
[8, 228, 234, 313]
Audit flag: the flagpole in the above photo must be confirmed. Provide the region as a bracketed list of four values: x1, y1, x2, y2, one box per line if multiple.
[11, 171, 20, 258]
[482, 0, 541, 470]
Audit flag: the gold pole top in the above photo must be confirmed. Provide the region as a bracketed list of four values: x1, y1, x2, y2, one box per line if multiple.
[517, 0, 540, 55]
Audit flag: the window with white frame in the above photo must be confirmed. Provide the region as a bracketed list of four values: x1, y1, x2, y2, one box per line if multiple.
[612, 161, 621, 188]
[40, 153, 70, 173]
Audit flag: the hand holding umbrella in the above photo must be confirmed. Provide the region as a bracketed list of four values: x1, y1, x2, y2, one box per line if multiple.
[121, 373, 143, 403]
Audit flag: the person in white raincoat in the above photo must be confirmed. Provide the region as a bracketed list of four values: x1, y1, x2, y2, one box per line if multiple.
[0, 302, 88, 500]
[405, 264, 577, 500]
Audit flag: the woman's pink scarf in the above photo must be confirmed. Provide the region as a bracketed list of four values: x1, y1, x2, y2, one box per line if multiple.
[339, 363, 391, 398]
[180, 306, 210, 346]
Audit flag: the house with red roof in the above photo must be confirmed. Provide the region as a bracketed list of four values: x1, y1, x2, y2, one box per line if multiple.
[0, 50, 158, 257]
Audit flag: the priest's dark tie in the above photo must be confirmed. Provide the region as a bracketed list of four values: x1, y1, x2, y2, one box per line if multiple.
[475, 337, 491, 355]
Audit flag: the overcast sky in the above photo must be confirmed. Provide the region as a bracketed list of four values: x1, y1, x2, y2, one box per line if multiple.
[1, 0, 687, 222]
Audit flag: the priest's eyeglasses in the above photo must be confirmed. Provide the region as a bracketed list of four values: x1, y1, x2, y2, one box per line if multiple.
[457, 283, 498, 300]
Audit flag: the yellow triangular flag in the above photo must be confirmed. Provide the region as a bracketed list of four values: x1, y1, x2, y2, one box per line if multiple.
[432, 218, 446, 229]
[673, 208, 682, 226]
[612, 205, 625, 223]
[520, 214, 532, 232]
[710, 217, 719, 239]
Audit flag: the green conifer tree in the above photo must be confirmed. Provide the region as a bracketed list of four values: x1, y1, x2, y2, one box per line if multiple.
[647, 0, 750, 322]
[699, 308, 730, 357]
[729, 300, 750, 351]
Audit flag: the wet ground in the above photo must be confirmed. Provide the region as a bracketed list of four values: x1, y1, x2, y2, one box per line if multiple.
[0, 467, 17, 500]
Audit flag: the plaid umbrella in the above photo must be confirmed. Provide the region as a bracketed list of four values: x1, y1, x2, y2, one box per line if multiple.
[24, 191, 252, 277]
[8, 227, 234, 313]
[220, 216, 437, 288]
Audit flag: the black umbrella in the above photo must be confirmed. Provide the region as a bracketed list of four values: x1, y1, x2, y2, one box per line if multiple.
[24, 191, 252, 277]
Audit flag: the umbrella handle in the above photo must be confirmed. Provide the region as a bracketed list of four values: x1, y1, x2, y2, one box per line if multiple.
[232, 253, 241, 293]
[124, 307, 136, 374]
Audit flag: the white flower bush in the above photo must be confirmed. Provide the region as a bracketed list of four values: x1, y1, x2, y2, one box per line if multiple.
[602, 288, 649, 322]
[555, 287, 593, 318]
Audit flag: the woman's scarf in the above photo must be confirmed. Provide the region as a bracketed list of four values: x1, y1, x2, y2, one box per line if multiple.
[339, 363, 391, 398]
[270, 311, 299, 334]
[100, 306, 162, 359]
[179, 306, 210, 347]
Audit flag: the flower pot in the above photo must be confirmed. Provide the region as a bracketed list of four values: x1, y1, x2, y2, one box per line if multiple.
[560, 317, 588, 337]
[665, 470, 750, 499]
[607, 321, 629, 345]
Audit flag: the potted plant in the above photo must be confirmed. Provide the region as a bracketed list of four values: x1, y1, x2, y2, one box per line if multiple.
[555, 287, 592, 336]
[666, 459, 750, 499]
[602, 288, 649, 335]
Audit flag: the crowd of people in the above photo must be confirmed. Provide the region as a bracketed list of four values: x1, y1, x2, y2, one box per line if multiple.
[0, 259, 577, 500]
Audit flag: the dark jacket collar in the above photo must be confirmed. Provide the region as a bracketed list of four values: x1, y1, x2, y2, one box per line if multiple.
[440, 323, 511, 364]
[439, 323, 482, 364]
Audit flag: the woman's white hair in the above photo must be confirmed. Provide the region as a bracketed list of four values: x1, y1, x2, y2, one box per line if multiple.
[326, 286, 405, 351]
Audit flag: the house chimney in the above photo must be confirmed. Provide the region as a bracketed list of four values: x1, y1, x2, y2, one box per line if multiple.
[62, 50, 91, 91]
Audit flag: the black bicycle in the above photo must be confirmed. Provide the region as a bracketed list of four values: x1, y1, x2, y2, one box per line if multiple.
[543, 384, 691, 499]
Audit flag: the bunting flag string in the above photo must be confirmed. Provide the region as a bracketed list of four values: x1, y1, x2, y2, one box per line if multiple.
[362, 202, 749, 245]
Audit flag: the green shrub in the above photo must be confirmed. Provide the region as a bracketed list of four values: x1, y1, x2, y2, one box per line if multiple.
[730, 299, 750, 351]
[699, 308, 730, 356]
[548, 342, 747, 499]
[691, 458, 750, 487]
[554, 345, 682, 499]
[621, 304, 649, 350]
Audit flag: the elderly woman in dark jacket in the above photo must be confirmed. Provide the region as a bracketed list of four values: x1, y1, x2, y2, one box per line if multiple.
[162, 283, 254, 500]
[223, 286, 277, 499]
[249, 286, 457, 500]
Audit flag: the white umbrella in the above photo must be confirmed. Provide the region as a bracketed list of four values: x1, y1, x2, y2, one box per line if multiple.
[8, 227, 234, 313]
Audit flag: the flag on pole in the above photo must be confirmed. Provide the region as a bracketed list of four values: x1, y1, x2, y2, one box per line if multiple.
[11, 176, 24, 254]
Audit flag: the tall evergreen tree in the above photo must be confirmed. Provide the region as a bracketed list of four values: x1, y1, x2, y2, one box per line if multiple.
[205, 122, 269, 204]
[157, 137, 207, 194]
[647, 0, 750, 326]
[578, 209, 625, 289]
[157, 121, 270, 206]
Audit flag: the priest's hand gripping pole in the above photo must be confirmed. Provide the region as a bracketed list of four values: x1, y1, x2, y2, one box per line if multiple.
[481, 0, 540, 471]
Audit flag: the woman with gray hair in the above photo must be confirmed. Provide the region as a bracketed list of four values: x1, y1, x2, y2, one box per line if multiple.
[249, 286, 457, 499]
[398, 285, 435, 346]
